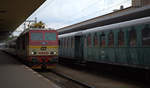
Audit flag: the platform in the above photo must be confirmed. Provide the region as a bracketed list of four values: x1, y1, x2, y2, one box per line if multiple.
[0, 51, 60, 88]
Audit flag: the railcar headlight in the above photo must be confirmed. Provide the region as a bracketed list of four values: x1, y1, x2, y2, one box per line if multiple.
[32, 51, 36, 55]
[50, 51, 54, 55]
[54, 52, 57, 55]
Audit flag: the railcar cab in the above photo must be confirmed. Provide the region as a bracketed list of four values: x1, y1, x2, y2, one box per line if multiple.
[29, 29, 58, 56]
[16, 28, 58, 69]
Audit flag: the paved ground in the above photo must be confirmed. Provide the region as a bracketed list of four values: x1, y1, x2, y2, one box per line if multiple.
[0, 51, 60, 88]
[52, 64, 148, 88]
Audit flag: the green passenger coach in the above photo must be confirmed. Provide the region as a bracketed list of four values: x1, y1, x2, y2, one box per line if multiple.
[59, 17, 150, 69]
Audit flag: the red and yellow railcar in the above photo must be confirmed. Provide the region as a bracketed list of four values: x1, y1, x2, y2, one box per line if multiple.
[16, 28, 58, 69]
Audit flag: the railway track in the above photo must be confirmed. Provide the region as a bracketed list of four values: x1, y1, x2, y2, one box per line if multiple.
[38, 69, 95, 88]
[36, 64, 149, 88]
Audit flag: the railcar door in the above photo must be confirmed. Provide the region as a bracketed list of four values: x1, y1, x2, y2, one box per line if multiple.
[75, 36, 83, 59]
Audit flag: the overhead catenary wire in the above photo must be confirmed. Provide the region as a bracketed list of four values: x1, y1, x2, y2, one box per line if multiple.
[30, 0, 55, 19]
[69, 0, 131, 24]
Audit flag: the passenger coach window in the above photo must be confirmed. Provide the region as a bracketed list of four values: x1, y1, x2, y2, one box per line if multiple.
[71, 38, 73, 48]
[66, 38, 67, 48]
[87, 34, 91, 47]
[72, 38, 74, 48]
[108, 31, 114, 47]
[142, 27, 150, 46]
[68, 38, 70, 48]
[68, 38, 71, 48]
[94, 34, 98, 47]
[129, 29, 137, 47]
[65, 38, 67, 48]
[118, 31, 124, 46]
[100, 33, 105, 47]
[84, 37, 87, 48]
[63, 38, 65, 48]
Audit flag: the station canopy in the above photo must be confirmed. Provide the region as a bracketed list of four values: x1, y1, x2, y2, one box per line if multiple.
[0, 0, 45, 41]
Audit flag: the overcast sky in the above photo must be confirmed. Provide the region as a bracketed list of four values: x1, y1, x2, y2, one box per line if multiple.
[13, 0, 131, 36]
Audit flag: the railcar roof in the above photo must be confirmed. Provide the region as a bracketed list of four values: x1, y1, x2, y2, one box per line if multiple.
[59, 16, 150, 38]
[59, 31, 82, 38]
[83, 16, 150, 34]
[20, 28, 57, 35]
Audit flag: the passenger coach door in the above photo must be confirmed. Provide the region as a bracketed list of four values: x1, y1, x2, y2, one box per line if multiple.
[75, 36, 83, 59]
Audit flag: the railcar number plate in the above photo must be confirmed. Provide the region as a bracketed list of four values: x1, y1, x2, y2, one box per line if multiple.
[41, 47, 47, 50]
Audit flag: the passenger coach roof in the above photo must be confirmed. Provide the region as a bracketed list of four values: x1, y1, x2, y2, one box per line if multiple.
[59, 16, 150, 38]
[59, 31, 82, 38]
[82, 16, 150, 34]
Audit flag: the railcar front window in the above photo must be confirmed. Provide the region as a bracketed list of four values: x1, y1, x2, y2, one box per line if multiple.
[31, 32, 43, 40]
[45, 33, 56, 41]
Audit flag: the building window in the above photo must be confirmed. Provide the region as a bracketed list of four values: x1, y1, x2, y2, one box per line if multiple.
[94, 34, 98, 47]
[118, 31, 124, 47]
[129, 29, 137, 47]
[142, 27, 150, 46]
[87, 34, 91, 47]
[100, 33, 105, 47]
[108, 31, 114, 47]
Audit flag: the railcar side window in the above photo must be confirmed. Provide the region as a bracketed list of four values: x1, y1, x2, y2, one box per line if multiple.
[129, 29, 137, 47]
[66, 38, 68, 48]
[108, 31, 114, 47]
[94, 34, 98, 47]
[68, 38, 70, 48]
[142, 27, 150, 46]
[71, 37, 74, 48]
[118, 31, 124, 46]
[100, 33, 105, 47]
[63, 38, 65, 48]
[61, 39, 62, 48]
[87, 34, 91, 47]
[84, 36, 87, 48]
[69, 37, 71, 48]
[70, 37, 72, 48]
[68, 37, 70, 48]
